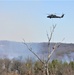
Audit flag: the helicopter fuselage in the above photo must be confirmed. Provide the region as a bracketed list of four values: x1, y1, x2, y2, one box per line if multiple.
[47, 14, 64, 19]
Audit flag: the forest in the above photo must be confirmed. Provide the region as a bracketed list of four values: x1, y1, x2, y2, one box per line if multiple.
[0, 58, 74, 75]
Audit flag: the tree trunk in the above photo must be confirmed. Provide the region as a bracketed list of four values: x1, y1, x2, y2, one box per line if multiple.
[43, 63, 49, 75]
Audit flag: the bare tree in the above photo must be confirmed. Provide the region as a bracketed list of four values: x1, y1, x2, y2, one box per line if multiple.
[23, 25, 64, 75]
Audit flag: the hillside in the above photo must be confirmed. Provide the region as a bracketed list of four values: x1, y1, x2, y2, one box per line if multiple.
[0, 40, 74, 62]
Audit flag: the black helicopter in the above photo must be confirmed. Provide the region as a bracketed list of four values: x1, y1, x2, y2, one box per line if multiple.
[47, 14, 64, 19]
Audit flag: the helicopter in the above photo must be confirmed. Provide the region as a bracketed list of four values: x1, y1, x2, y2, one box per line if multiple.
[47, 14, 64, 19]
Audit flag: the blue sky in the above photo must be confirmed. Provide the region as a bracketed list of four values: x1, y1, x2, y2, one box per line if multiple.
[0, 1, 74, 43]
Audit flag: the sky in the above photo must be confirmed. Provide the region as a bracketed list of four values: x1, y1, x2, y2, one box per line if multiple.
[0, 1, 74, 43]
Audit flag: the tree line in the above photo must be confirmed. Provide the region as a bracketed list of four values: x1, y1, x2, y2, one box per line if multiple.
[0, 58, 74, 75]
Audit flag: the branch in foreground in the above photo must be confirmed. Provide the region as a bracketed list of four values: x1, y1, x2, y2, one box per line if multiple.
[46, 38, 65, 63]
[23, 39, 44, 64]
[47, 25, 56, 46]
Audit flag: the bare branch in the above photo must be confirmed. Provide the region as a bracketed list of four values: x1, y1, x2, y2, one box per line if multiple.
[46, 31, 50, 42]
[47, 25, 56, 46]
[46, 48, 55, 63]
[46, 38, 65, 63]
[23, 39, 44, 64]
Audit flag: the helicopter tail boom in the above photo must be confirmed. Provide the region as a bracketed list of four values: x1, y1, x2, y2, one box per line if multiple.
[61, 14, 64, 18]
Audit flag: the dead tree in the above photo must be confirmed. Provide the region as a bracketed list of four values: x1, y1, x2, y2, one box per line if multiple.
[23, 25, 64, 75]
